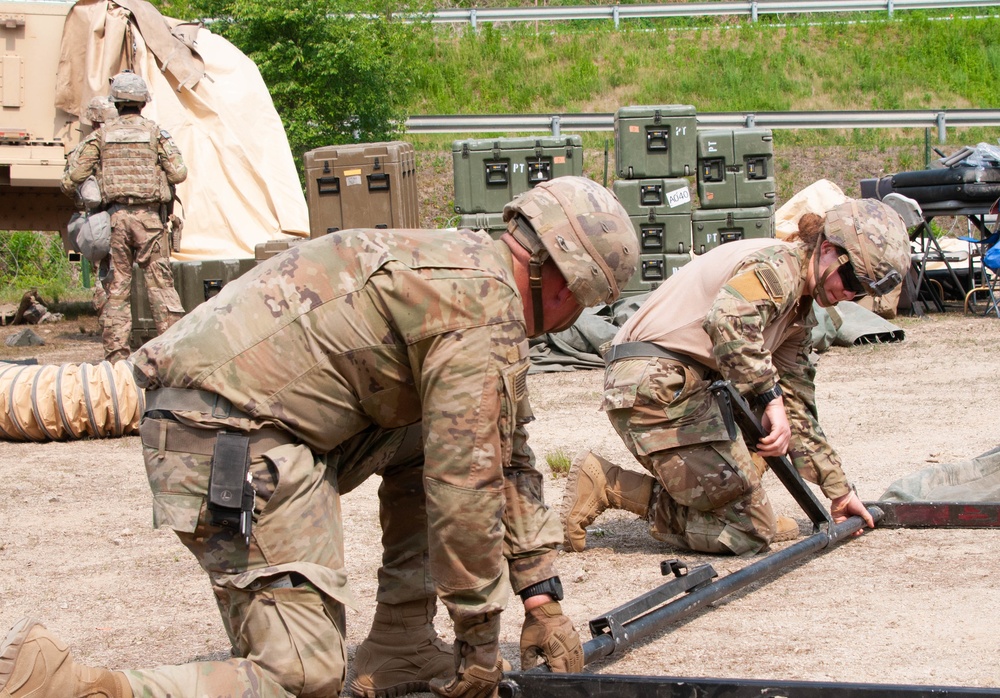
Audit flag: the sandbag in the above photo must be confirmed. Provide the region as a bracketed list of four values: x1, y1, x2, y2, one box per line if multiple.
[0, 361, 143, 441]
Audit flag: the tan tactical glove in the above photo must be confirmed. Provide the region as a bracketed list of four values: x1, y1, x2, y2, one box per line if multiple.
[430, 641, 505, 698]
[519, 601, 584, 672]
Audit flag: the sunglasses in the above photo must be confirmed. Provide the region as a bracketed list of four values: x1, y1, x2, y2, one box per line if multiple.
[839, 263, 904, 298]
[838, 264, 867, 297]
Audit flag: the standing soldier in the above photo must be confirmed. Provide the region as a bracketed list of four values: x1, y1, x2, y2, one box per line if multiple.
[66, 70, 188, 362]
[562, 199, 911, 556]
[62, 95, 119, 336]
[0, 177, 639, 698]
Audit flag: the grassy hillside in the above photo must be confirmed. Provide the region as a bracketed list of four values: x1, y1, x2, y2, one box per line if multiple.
[402, 10, 1000, 227]
[405, 12, 1000, 115]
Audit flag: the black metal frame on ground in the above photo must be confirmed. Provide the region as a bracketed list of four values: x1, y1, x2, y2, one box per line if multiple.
[500, 672, 1000, 697]
[909, 202, 994, 314]
[498, 498, 1000, 696]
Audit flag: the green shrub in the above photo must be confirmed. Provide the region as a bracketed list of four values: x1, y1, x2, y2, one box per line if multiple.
[0, 231, 81, 303]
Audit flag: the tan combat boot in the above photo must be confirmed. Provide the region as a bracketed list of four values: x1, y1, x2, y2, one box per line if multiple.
[561, 450, 655, 552]
[0, 618, 131, 698]
[772, 516, 801, 543]
[348, 599, 454, 698]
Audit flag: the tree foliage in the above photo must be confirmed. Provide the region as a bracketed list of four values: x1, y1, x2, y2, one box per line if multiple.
[151, 0, 429, 165]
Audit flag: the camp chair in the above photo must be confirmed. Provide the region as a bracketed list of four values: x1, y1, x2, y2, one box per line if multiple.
[961, 197, 1000, 317]
[978, 243, 1000, 318]
[883, 193, 965, 313]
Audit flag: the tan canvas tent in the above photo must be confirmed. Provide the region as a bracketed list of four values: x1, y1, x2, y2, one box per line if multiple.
[56, 0, 308, 260]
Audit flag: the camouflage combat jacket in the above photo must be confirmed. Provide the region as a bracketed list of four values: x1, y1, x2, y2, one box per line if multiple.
[68, 113, 187, 205]
[615, 238, 849, 498]
[61, 133, 100, 201]
[132, 228, 561, 625]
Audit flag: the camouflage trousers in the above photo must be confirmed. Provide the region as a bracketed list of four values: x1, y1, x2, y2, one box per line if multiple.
[102, 205, 185, 362]
[603, 357, 778, 555]
[130, 417, 429, 698]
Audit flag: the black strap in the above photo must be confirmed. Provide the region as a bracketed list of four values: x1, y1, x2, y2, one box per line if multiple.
[144, 386, 251, 421]
[603, 341, 694, 366]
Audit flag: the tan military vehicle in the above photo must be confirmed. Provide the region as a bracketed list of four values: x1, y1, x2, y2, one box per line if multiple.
[0, 1, 78, 237]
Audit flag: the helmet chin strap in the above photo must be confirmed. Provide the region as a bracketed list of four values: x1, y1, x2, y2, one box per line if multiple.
[811, 244, 850, 306]
[508, 216, 549, 335]
[528, 255, 545, 334]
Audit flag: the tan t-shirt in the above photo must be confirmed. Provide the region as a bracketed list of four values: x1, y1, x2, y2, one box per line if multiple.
[615, 238, 849, 498]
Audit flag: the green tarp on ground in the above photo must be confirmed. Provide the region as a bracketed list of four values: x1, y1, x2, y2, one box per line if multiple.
[528, 297, 905, 373]
[880, 446, 1000, 503]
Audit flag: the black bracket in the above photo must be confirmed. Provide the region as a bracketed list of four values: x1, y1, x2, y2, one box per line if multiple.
[588, 560, 717, 657]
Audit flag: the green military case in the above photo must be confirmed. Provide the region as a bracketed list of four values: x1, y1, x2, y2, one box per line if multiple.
[452, 135, 583, 215]
[628, 211, 692, 255]
[622, 253, 692, 297]
[254, 237, 308, 263]
[691, 206, 775, 256]
[613, 178, 693, 216]
[304, 141, 419, 237]
[130, 258, 257, 349]
[614, 105, 697, 179]
[696, 128, 776, 209]
[457, 212, 507, 239]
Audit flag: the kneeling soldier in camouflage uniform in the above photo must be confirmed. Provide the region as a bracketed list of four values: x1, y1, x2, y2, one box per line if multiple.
[0, 176, 638, 698]
[562, 199, 911, 556]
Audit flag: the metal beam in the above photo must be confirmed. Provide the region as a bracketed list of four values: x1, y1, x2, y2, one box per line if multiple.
[500, 672, 1000, 697]
[404, 1, 1000, 25]
[404, 110, 1000, 136]
[580, 507, 882, 665]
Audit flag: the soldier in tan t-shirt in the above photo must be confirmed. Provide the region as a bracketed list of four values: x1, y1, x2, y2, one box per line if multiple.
[562, 198, 911, 555]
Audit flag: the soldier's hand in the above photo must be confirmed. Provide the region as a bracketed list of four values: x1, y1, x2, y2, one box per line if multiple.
[830, 488, 875, 536]
[430, 643, 505, 698]
[519, 601, 584, 673]
[757, 395, 791, 457]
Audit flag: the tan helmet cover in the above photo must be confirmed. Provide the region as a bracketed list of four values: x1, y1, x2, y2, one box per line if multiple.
[823, 198, 911, 297]
[85, 96, 118, 125]
[109, 71, 151, 104]
[503, 176, 638, 307]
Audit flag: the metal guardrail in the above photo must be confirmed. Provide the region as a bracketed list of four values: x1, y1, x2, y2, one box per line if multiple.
[404, 109, 1000, 142]
[410, 1, 1000, 28]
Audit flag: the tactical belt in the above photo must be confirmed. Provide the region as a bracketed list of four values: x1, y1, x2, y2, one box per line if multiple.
[138, 418, 294, 458]
[604, 341, 697, 367]
[144, 386, 253, 421]
[141, 387, 296, 545]
[107, 201, 158, 213]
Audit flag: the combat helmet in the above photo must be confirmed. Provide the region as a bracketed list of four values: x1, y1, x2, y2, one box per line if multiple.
[820, 198, 910, 300]
[503, 177, 638, 329]
[85, 96, 117, 125]
[109, 70, 151, 104]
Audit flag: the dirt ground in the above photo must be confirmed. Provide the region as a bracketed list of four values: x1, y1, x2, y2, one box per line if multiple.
[1, 307, 999, 693]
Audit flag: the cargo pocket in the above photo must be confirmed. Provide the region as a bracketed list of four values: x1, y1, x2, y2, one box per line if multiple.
[498, 359, 529, 466]
[601, 357, 654, 413]
[134, 217, 165, 266]
[140, 419, 208, 533]
[644, 441, 751, 512]
[229, 580, 348, 698]
[426, 478, 504, 591]
[635, 366, 732, 451]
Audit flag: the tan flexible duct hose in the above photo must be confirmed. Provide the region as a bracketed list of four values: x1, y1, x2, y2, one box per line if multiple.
[0, 361, 143, 441]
